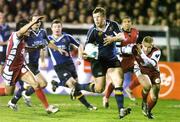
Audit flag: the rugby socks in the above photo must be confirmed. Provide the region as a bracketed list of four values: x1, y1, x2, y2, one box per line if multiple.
[104, 83, 114, 99]
[0, 87, 5, 96]
[147, 97, 157, 112]
[11, 87, 24, 104]
[25, 87, 35, 96]
[77, 83, 95, 93]
[129, 74, 140, 90]
[114, 87, 124, 109]
[35, 88, 49, 108]
[76, 91, 91, 108]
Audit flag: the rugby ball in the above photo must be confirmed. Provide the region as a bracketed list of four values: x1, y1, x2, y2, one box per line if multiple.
[84, 43, 98, 59]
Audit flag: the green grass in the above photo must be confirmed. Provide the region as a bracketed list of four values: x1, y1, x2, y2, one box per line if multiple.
[0, 94, 180, 122]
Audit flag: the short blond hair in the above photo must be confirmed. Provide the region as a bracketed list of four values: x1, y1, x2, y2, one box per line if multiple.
[142, 36, 153, 44]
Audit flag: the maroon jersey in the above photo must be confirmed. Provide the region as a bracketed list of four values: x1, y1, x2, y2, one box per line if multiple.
[121, 28, 139, 46]
[121, 28, 139, 72]
[2, 32, 27, 85]
[132, 45, 161, 84]
[6, 32, 25, 70]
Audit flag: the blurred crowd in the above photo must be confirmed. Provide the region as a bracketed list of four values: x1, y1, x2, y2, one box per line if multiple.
[0, 0, 179, 27]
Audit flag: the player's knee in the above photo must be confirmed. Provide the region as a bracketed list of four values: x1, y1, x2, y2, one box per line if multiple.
[39, 81, 47, 88]
[95, 87, 104, 93]
[151, 95, 158, 101]
[31, 82, 39, 90]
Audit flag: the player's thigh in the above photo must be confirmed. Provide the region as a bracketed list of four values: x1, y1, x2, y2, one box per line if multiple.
[94, 76, 106, 92]
[107, 67, 124, 87]
[137, 74, 151, 89]
[20, 71, 39, 89]
[35, 72, 47, 87]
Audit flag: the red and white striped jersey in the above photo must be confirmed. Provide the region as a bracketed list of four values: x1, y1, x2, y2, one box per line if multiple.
[2, 32, 26, 85]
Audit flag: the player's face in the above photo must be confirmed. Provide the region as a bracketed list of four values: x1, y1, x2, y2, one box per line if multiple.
[122, 18, 132, 31]
[93, 13, 105, 28]
[31, 16, 41, 30]
[0, 12, 4, 24]
[51, 23, 62, 36]
[142, 42, 153, 54]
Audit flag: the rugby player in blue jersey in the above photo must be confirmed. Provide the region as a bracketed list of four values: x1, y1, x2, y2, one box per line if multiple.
[49, 19, 97, 110]
[76, 7, 131, 119]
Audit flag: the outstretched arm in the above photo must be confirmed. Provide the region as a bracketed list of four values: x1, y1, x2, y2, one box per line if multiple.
[16, 16, 44, 38]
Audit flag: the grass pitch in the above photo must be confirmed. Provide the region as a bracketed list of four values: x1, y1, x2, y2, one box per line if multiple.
[0, 94, 180, 122]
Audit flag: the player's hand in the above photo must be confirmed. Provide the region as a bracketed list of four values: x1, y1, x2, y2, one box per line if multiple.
[36, 44, 45, 49]
[76, 58, 82, 65]
[103, 36, 114, 46]
[58, 48, 69, 56]
[82, 52, 88, 59]
[33, 16, 44, 23]
[136, 44, 142, 55]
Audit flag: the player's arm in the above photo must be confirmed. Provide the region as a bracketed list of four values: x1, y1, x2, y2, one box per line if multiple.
[25, 45, 45, 52]
[16, 16, 44, 38]
[140, 50, 161, 67]
[82, 27, 95, 59]
[120, 44, 134, 54]
[48, 41, 69, 56]
[104, 22, 125, 46]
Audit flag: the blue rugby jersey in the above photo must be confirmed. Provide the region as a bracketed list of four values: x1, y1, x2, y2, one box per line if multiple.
[86, 20, 122, 61]
[0, 24, 11, 53]
[25, 28, 48, 64]
[48, 33, 79, 66]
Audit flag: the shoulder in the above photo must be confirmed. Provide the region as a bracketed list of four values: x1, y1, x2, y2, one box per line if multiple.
[152, 47, 160, 52]
[131, 28, 139, 33]
[40, 28, 47, 34]
[87, 25, 96, 35]
[109, 20, 119, 27]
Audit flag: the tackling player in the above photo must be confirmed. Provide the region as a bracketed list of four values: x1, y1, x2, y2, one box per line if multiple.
[7, 15, 64, 113]
[122, 36, 161, 119]
[2, 17, 49, 112]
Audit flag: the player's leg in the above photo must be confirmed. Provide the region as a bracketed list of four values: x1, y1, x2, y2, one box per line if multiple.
[137, 74, 152, 115]
[107, 67, 131, 119]
[34, 72, 59, 113]
[103, 81, 114, 108]
[76, 60, 106, 93]
[8, 70, 39, 110]
[34, 73, 49, 108]
[66, 77, 97, 110]
[125, 73, 139, 101]
[147, 81, 160, 119]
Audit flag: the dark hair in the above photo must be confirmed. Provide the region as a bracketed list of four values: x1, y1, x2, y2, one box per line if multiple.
[93, 7, 106, 17]
[16, 19, 29, 31]
[51, 19, 62, 27]
[120, 16, 132, 23]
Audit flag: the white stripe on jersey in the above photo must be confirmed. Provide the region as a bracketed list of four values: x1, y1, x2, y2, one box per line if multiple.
[48, 48, 57, 66]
